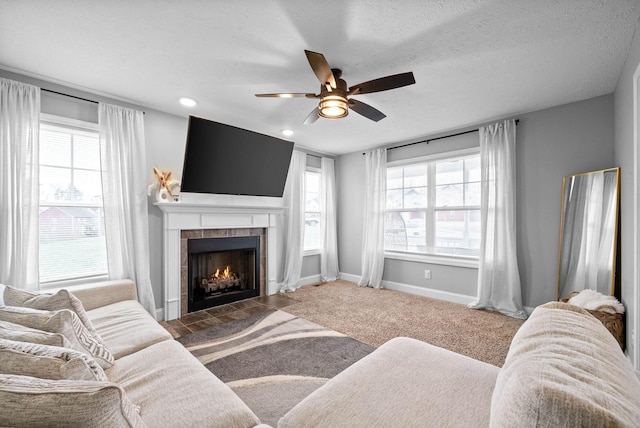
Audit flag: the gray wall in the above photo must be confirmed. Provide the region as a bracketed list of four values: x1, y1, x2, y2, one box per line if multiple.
[301, 254, 320, 279]
[614, 24, 640, 364]
[2, 67, 329, 308]
[1, 69, 622, 327]
[336, 94, 614, 307]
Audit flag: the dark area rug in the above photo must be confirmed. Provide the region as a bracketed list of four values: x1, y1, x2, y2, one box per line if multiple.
[177, 309, 374, 425]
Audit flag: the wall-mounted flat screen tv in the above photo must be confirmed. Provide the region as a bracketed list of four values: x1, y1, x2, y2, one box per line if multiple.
[180, 116, 294, 197]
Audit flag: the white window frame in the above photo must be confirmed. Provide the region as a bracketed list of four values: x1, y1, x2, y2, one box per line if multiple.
[384, 147, 480, 269]
[303, 167, 322, 256]
[38, 113, 109, 288]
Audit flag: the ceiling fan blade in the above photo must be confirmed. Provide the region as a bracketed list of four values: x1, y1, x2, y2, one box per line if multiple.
[255, 93, 318, 98]
[348, 72, 415, 95]
[303, 107, 320, 125]
[349, 99, 386, 122]
[305, 50, 336, 89]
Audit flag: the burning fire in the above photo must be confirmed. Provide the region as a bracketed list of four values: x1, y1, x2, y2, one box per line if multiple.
[202, 265, 243, 293]
[211, 266, 234, 280]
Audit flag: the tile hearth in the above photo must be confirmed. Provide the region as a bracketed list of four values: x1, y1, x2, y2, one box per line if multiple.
[160, 293, 297, 338]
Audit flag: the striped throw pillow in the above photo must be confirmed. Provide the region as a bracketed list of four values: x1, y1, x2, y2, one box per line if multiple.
[0, 306, 114, 368]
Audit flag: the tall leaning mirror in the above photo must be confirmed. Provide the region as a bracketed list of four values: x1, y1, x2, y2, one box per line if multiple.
[557, 167, 620, 300]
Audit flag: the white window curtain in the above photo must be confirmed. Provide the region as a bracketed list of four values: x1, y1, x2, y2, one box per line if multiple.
[320, 157, 339, 282]
[359, 148, 387, 288]
[98, 103, 156, 317]
[0, 78, 40, 290]
[279, 150, 307, 292]
[469, 119, 526, 319]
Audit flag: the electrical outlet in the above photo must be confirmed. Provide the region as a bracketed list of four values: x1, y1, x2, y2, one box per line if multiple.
[424, 269, 431, 280]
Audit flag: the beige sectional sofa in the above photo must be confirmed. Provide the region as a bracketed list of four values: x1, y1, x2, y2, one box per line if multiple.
[2, 279, 639, 427]
[279, 302, 640, 427]
[0, 279, 262, 427]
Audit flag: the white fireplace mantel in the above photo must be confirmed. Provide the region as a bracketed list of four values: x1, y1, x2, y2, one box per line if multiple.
[155, 197, 284, 321]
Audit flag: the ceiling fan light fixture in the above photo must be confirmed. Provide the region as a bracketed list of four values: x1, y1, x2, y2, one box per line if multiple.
[319, 95, 349, 119]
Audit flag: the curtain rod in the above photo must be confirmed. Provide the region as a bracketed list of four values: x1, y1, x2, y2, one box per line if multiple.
[41, 88, 146, 114]
[41, 88, 98, 104]
[362, 119, 519, 155]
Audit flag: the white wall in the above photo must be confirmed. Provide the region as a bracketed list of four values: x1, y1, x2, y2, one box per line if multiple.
[614, 23, 640, 367]
[336, 94, 615, 308]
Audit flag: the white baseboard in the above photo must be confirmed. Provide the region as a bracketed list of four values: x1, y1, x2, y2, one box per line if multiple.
[158, 273, 535, 320]
[337, 272, 477, 306]
[338, 272, 361, 284]
[382, 280, 477, 305]
[299, 274, 322, 287]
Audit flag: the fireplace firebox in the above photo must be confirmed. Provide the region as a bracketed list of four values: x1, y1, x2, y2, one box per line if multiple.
[187, 236, 260, 312]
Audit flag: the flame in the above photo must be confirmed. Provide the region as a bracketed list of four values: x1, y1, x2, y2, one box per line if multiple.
[210, 266, 233, 280]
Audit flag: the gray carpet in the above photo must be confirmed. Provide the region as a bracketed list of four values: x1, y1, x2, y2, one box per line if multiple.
[177, 309, 374, 426]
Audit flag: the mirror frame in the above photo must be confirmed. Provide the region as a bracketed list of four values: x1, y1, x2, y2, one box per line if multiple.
[556, 167, 620, 300]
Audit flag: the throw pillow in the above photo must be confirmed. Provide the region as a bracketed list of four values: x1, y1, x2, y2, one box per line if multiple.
[3, 284, 104, 345]
[0, 374, 147, 428]
[491, 302, 640, 427]
[0, 338, 107, 381]
[0, 320, 71, 348]
[0, 306, 114, 368]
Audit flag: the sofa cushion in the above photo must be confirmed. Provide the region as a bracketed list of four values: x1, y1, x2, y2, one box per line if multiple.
[0, 374, 146, 428]
[3, 284, 105, 345]
[491, 302, 640, 427]
[106, 339, 261, 428]
[0, 306, 114, 368]
[62, 279, 139, 311]
[278, 336, 500, 428]
[86, 299, 172, 359]
[0, 319, 71, 348]
[0, 338, 107, 381]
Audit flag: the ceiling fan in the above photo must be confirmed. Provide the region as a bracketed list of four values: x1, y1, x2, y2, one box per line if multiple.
[255, 50, 416, 124]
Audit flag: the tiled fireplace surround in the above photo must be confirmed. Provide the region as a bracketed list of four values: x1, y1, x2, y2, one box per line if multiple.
[179, 227, 266, 316]
[156, 198, 283, 321]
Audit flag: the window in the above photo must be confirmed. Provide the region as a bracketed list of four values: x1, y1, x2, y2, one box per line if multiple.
[39, 116, 108, 284]
[304, 169, 321, 252]
[385, 150, 481, 258]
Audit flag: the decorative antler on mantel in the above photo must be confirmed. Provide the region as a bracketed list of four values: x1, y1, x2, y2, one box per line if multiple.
[150, 167, 180, 202]
[154, 167, 175, 197]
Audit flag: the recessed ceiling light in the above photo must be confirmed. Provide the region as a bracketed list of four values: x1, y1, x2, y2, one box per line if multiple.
[179, 97, 196, 107]
[282, 129, 294, 137]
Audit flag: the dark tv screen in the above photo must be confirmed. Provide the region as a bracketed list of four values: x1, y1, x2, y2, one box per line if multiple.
[180, 116, 294, 197]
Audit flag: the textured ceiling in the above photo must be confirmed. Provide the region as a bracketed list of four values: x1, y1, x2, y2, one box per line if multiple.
[1, 0, 639, 155]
